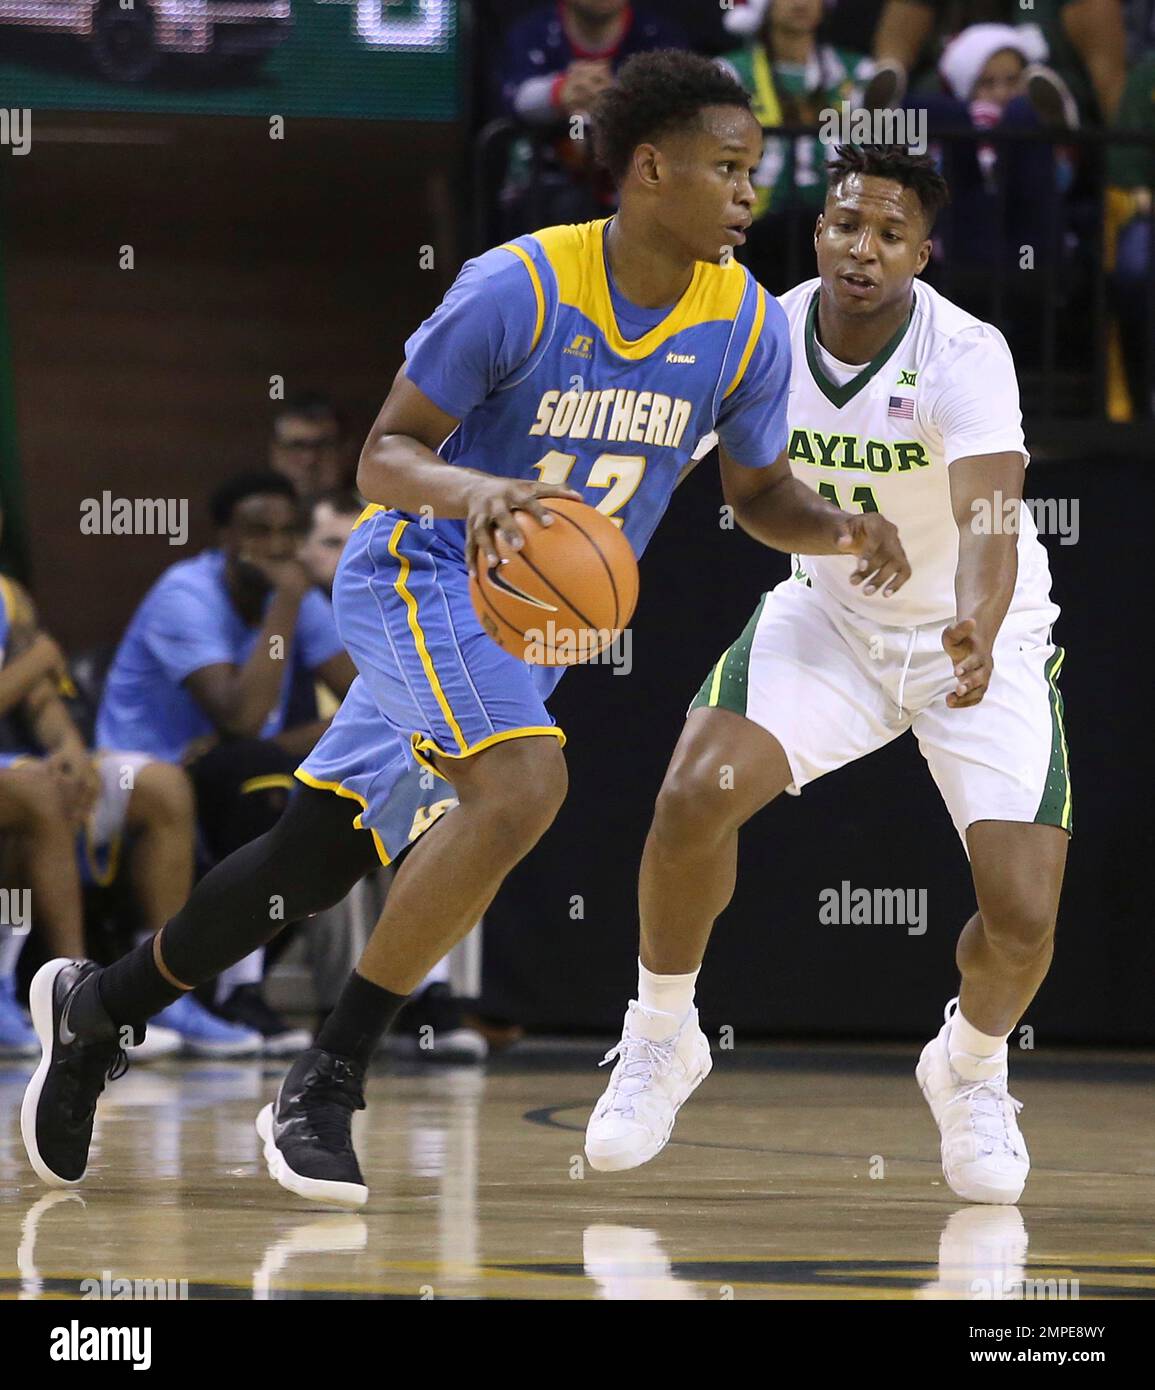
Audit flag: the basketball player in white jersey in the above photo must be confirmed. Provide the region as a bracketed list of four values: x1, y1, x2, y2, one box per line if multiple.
[586, 144, 1071, 1205]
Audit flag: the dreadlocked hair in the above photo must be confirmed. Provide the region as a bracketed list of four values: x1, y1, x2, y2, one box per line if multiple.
[825, 143, 951, 231]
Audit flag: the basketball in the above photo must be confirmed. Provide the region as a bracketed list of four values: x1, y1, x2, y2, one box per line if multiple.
[469, 498, 639, 665]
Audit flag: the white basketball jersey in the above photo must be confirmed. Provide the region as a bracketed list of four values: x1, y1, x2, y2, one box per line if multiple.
[777, 277, 1055, 628]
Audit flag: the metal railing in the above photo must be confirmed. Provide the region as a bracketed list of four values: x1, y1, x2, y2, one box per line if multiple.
[472, 117, 1155, 450]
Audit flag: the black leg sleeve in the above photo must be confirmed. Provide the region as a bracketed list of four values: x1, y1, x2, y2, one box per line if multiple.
[96, 785, 381, 1027]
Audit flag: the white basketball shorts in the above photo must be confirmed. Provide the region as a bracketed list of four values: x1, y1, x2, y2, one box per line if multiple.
[689, 574, 1072, 844]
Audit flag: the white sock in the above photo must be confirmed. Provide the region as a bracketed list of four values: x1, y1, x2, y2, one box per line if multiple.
[637, 958, 698, 1021]
[0, 926, 26, 980]
[949, 1004, 1009, 1080]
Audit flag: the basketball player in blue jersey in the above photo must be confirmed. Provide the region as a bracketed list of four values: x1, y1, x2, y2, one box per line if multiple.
[21, 50, 909, 1206]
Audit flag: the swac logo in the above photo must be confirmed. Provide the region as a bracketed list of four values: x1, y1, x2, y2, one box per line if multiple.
[666, 351, 695, 364]
[564, 334, 594, 357]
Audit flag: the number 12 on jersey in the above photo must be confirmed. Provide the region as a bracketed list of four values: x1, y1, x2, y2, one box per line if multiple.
[533, 450, 646, 528]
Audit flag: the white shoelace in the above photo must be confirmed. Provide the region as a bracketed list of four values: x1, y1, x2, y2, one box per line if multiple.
[598, 1035, 677, 1118]
[948, 1078, 1024, 1159]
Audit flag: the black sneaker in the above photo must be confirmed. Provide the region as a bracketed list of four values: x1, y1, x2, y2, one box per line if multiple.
[20, 959, 130, 1187]
[216, 983, 312, 1057]
[255, 1048, 368, 1207]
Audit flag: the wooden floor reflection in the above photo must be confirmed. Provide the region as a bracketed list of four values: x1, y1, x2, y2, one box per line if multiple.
[1, 1043, 1152, 1300]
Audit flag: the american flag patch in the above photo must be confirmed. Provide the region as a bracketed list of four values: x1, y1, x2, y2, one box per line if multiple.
[888, 396, 915, 420]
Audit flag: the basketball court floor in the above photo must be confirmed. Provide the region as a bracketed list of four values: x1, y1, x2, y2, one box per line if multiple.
[1, 1043, 1152, 1300]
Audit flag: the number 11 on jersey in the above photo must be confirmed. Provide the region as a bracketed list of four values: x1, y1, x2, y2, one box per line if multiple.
[818, 481, 879, 513]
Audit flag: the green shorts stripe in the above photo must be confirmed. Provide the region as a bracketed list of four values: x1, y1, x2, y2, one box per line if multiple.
[1035, 646, 1073, 833]
[689, 593, 768, 718]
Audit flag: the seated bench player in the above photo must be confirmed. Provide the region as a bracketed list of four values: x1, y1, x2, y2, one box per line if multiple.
[94, 472, 356, 1055]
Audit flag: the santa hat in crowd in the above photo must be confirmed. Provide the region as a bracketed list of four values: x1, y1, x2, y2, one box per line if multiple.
[937, 22, 1048, 100]
[721, 0, 772, 39]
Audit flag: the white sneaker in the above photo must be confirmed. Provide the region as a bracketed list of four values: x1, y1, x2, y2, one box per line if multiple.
[584, 1002, 711, 1173]
[916, 999, 1029, 1205]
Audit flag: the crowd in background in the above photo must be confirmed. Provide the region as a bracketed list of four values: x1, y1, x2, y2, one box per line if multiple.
[487, 0, 1154, 414]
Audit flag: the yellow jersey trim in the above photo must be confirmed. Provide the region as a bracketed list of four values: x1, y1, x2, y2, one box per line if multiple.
[352, 503, 386, 532]
[499, 242, 547, 353]
[531, 219, 748, 361]
[388, 519, 468, 753]
[723, 283, 766, 400]
[293, 768, 391, 865]
[410, 725, 566, 782]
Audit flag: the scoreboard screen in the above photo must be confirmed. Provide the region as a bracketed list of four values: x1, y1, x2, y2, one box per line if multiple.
[0, 0, 459, 120]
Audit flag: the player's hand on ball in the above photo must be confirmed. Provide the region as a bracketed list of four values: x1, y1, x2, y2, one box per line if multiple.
[465, 478, 583, 577]
[836, 513, 911, 597]
[942, 617, 993, 708]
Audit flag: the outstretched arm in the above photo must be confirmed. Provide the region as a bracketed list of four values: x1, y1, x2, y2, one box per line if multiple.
[720, 445, 912, 598]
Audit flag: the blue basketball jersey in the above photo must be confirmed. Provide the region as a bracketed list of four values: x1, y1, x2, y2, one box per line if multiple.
[299, 220, 792, 866]
[379, 216, 791, 562]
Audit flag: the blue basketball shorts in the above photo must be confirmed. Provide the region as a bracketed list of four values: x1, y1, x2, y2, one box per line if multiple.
[296, 507, 567, 864]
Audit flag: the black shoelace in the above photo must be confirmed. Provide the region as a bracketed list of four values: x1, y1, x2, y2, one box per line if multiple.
[298, 1058, 366, 1153]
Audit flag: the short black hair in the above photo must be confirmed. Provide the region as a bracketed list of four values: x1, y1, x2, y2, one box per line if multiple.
[592, 49, 753, 185]
[824, 144, 950, 232]
[209, 471, 299, 528]
[272, 389, 343, 436]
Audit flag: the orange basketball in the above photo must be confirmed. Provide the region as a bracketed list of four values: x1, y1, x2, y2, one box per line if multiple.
[469, 498, 639, 665]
